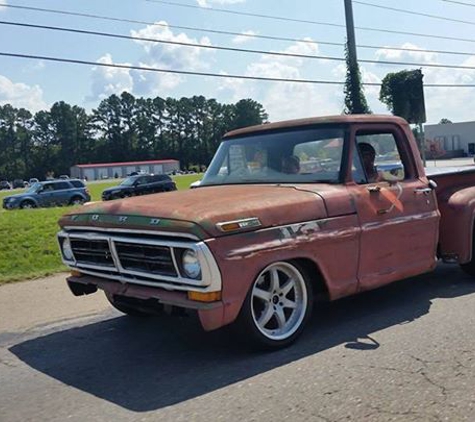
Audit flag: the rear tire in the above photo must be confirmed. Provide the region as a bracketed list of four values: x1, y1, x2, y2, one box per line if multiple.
[234, 261, 313, 350]
[70, 196, 85, 206]
[460, 231, 475, 277]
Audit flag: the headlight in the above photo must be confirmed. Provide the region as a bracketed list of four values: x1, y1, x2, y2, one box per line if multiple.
[62, 238, 74, 261]
[182, 249, 201, 279]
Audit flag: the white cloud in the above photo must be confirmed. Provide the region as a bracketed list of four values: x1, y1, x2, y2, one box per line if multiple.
[88, 23, 215, 100]
[87, 54, 134, 101]
[232, 30, 257, 45]
[376, 43, 438, 63]
[197, 0, 245, 7]
[0, 75, 47, 111]
[129, 21, 213, 96]
[218, 40, 345, 121]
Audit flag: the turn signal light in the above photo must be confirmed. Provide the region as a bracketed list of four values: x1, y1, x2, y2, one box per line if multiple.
[188, 291, 222, 302]
[70, 270, 83, 277]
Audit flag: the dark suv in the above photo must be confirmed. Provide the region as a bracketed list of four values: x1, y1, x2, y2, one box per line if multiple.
[102, 174, 176, 201]
[3, 179, 90, 210]
[0, 180, 12, 190]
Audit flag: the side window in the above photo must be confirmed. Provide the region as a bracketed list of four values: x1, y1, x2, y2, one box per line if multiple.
[135, 177, 147, 186]
[353, 131, 405, 184]
[54, 182, 70, 190]
[42, 183, 54, 192]
[69, 180, 85, 188]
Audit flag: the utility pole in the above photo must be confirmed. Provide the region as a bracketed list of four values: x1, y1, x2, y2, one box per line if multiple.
[343, 0, 370, 114]
[344, 0, 358, 75]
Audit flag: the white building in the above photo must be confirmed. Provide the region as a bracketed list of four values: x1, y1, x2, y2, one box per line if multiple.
[70, 159, 180, 180]
[424, 121, 475, 157]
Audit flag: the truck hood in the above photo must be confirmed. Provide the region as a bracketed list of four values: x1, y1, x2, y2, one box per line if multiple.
[60, 184, 329, 239]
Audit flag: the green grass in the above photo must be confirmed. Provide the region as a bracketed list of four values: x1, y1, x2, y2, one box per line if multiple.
[0, 174, 202, 284]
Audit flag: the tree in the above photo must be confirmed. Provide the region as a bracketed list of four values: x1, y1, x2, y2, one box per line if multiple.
[379, 69, 426, 124]
[0, 94, 268, 178]
[231, 99, 268, 130]
[439, 118, 453, 124]
[343, 42, 371, 114]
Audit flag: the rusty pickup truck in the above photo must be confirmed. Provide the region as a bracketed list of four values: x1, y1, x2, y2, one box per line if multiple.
[57, 115, 475, 349]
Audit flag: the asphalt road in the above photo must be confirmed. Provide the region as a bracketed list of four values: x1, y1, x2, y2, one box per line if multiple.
[1, 265, 474, 422]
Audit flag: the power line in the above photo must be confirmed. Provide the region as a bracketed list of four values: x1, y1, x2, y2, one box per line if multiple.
[3, 3, 475, 55]
[354, 0, 475, 26]
[144, 0, 475, 44]
[0, 20, 347, 63]
[442, 0, 475, 7]
[0, 51, 347, 85]
[4, 20, 475, 72]
[1, 51, 475, 88]
[145, 0, 346, 29]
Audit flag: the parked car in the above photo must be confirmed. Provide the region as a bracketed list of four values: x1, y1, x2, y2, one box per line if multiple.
[29, 178, 39, 185]
[3, 179, 90, 210]
[101, 174, 176, 201]
[0, 180, 12, 190]
[12, 179, 25, 189]
[59, 175, 70, 180]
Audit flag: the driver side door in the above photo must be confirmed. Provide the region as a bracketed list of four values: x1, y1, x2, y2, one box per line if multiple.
[347, 124, 440, 291]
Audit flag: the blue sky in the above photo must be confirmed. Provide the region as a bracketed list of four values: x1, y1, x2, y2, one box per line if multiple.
[1, 0, 475, 124]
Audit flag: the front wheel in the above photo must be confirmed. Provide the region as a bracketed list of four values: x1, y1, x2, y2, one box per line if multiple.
[235, 261, 313, 350]
[20, 200, 36, 209]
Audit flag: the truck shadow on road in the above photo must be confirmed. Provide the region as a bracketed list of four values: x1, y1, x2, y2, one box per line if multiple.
[9, 264, 475, 412]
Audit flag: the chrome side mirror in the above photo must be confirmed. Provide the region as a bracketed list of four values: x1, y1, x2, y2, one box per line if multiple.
[428, 179, 438, 190]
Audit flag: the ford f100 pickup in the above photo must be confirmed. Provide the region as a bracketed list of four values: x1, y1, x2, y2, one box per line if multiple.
[57, 114, 475, 349]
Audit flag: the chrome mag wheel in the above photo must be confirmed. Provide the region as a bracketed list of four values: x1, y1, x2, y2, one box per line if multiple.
[250, 261, 310, 343]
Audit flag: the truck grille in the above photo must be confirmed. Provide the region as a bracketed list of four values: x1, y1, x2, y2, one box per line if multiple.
[58, 228, 221, 292]
[114, 242, 177, 276]
[71, 239, 115, 267]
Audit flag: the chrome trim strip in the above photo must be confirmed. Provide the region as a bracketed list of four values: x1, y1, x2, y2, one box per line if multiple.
[216, 217, 262, 232]
[170, 247, 183, 278]
[62, 225, 200, 241]
[72, 267, 221, 293]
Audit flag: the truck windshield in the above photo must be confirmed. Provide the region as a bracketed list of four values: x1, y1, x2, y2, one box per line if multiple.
[201, 126, 346, 186]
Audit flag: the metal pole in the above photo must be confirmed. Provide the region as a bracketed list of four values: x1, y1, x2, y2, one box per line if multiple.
[344, 0, 358, 73]
[419, 122, 427, 167]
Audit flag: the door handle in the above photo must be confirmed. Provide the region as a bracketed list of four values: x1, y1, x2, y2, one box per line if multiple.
[414, 188, 432, 195]
[367, 185, 381, 193]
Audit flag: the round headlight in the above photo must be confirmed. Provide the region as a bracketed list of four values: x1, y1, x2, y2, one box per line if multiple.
[182, 249, 201, 279]
[62, 238, 74, 261]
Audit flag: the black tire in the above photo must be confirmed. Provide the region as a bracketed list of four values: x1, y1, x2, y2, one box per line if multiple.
[70, 196, 85, 206]
[20, 200, 36, 209]
[460, 234, 475, 277]
[234, 261, 313, 350]
[105, 292, 157, 317]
